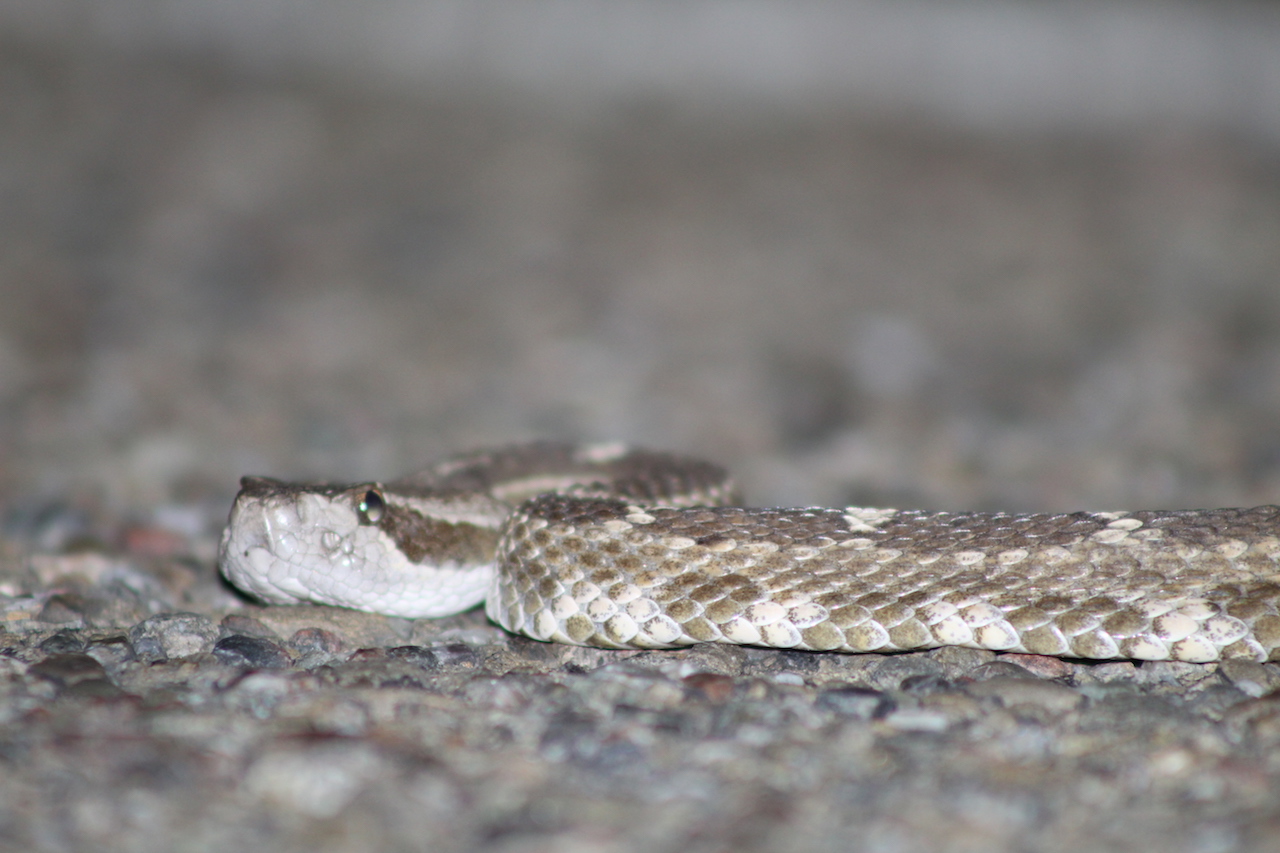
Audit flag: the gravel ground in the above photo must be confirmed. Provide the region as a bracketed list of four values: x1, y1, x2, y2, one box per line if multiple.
[3, 40, 1280, 853]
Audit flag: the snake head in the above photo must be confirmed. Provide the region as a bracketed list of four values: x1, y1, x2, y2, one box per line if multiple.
[218, 476, 501, 618]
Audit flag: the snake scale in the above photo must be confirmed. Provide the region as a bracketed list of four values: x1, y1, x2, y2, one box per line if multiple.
[218, 442, 1280, 663]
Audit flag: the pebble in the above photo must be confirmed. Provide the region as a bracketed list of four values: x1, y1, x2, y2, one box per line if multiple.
[965, 676, 1085, 715]
[128, 613, 220, 661]
[965, 660, 1039, 681]
[996, 653, 1077, 679]
[212, 634, 293, 669]
[865, 654, 947, 691]
[245, 744, 388, 818]
[219, 614, 283, 642]
[423, 642, 481, 670]
[243, 605, 414, 650]
[37, 594, 85, 625]
[84, 635, 134, 670]
[38, 629, 86, 654]
[28, 653, 109, 686]
[882, 707, 952, 732]
[1217, 660, 1280, 698]
[1185, 683, 1251, 719]
[815, 685, 895, 719]
[288, 627, 345, 655]
[682, 672, 736, 702]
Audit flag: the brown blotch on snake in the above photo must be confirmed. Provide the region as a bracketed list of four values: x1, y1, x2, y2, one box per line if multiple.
[377, 502, 500, 567]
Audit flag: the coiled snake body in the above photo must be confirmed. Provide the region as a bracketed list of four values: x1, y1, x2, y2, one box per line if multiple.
[219, 442, 1280, 662]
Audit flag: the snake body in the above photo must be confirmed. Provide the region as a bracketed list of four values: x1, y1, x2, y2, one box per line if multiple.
[219, 442, 1280, 662]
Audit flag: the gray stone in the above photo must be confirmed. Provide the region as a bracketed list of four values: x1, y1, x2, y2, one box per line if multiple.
[966, 676, 1084, 715]
[128, 612, 220, 661]
[212, 634, 293, 669]
[1217, 660, 1280, 698]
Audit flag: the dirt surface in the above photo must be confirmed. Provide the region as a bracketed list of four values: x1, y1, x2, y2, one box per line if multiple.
[3, 40, 1280, 853]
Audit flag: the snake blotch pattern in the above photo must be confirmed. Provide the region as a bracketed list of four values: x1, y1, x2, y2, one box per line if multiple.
[489, 497, 1280, 662]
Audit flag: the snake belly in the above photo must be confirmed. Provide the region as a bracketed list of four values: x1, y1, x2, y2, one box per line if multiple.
[219, 442, 1280, 662]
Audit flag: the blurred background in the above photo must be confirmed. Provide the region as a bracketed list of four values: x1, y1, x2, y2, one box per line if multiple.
[3, 0, 1280, 544]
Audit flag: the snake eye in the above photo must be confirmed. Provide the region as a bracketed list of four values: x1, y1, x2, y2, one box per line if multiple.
[357, 489, 385, 524]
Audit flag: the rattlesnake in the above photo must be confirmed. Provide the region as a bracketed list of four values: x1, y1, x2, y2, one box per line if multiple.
[218, 442, 1280, 662]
